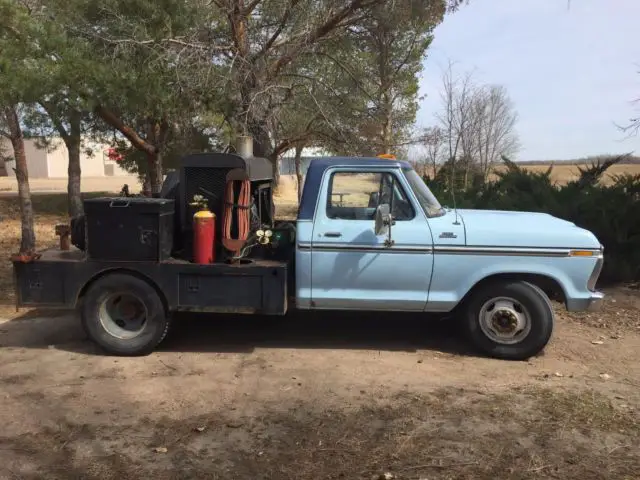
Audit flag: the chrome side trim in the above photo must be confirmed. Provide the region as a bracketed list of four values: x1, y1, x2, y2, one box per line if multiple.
[433, 246, 571, 257]
[301, 243, 602, 258]
[299, 242, 431, 254]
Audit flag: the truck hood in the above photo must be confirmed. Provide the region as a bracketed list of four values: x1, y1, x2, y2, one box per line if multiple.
[457, 209, 601, 249]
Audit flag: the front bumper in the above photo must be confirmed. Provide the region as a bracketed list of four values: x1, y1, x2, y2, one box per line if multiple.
[566, 291, 605, 312]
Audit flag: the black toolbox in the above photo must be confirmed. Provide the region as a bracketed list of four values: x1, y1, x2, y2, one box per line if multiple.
[83, 197, 175, 261]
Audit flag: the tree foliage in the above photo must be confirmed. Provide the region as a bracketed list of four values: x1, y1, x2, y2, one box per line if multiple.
[325, 0, 446, 156]
[37, 0, 218, 194]
[15, 0, 461, 188]
[147, 0, 461, 169]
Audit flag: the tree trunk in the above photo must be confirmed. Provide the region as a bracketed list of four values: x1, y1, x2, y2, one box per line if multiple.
[248, 124, 280, 187]
[381, 114, 392, 155]
[147, 152, 163, 196]
[294, 144, 304, 203]
[268, 151, 280, 188]
[66, 138, 83, 218]
[142, 174, 151, 197]
[463, 158, 470, 190]
[3, 106, 35, 253]
[66, 112, 83, 217]
[144, 119, 168, 196]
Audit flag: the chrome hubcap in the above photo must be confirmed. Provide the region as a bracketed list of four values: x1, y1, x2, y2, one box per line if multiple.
[479, 297, 531, 345]
[98, 292, 148, 339]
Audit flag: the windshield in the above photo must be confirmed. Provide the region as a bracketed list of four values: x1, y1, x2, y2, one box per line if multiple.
[402, 168, 445, 218]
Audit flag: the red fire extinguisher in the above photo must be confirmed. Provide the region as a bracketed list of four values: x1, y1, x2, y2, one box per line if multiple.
[191, 195, 215, 264]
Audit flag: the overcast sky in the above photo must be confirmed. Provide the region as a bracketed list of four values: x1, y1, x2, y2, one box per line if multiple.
[416, 0, 640, 161]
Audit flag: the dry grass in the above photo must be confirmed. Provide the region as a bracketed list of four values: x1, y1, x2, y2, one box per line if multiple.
[425, 163, 640, 185]
[509, 163, 640, 185]
[413, 163, 640, 186]
[0, 175, 140, 193]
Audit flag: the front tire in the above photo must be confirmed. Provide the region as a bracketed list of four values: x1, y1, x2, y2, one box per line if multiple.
[81, 273, 170, 356]
[462, 280, 554, 360]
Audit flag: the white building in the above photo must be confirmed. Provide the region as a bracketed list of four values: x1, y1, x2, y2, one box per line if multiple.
[0, 137, 130, 178]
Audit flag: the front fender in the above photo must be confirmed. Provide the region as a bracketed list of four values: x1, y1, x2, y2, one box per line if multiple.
[426, 253, 599, 312]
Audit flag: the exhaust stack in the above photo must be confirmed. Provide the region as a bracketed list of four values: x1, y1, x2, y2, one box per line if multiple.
[236, 136, 253, 159]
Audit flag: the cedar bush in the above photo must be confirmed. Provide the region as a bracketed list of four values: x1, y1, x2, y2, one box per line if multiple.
[426, 157, 640, 283]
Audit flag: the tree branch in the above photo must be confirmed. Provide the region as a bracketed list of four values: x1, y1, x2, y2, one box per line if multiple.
[39, 101, 69, 140]
[268, 0, 376, 76]
[242, 0, 263, 16]
[74, 29, 231, 51]
[93, 105, 157, 155]
[312, 52, 375, 101]
[260, 0, 301, 55]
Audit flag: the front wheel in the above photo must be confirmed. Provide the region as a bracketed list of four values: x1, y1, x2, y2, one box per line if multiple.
[81, 273, 171, 356]
[462, 280, 554, 360]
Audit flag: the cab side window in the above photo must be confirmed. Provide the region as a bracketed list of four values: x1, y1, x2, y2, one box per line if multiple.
[326, 171, 414, 220]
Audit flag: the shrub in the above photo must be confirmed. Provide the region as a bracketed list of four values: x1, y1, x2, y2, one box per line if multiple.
[427, 158, 640, 283]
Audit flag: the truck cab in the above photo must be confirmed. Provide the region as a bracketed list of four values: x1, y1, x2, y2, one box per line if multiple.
[12, 155, 605, 361]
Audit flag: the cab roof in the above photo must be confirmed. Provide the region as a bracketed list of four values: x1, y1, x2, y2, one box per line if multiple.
[308, 156, 412, 170]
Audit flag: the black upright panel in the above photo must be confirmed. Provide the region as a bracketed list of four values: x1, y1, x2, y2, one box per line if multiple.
[84, 197, 175, 262]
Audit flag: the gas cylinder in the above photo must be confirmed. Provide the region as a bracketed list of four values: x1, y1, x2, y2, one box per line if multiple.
[193, 209, 215, 264]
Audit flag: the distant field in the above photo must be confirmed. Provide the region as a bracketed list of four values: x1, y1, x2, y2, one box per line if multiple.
[415, 162, 640, 186]
[496, 163, 640, 185]
[0, 162, 637, 195]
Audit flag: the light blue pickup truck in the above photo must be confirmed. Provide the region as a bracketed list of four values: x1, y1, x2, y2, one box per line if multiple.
[13, 154, 604, 360]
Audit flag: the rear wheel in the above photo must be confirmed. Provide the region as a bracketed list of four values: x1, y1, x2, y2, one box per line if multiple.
[81, 273, 170, 356]
[462, 280, 554, 360]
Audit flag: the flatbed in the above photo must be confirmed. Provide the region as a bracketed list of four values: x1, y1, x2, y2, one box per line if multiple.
[14, 248, 288, 314]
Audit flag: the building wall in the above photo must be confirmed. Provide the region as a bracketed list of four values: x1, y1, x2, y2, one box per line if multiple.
[1, 137, 131, 178]
[0, 138, 48, 178]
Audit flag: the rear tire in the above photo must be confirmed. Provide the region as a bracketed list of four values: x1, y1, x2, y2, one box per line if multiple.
[462, 280, 554, 360]
[81, 273, 170, 356]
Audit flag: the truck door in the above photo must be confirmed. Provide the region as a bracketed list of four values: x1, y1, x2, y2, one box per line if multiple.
[310, 168, 433, 311]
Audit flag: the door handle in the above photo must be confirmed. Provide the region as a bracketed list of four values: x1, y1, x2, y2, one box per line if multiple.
[324, 232, 342, 238]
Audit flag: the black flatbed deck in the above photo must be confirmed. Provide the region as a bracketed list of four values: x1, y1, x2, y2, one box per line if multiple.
[13, 248, 288, 314]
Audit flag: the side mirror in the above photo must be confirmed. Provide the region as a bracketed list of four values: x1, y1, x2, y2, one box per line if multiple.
[374, 204, 394, 247]
[374, 204, 390, 236]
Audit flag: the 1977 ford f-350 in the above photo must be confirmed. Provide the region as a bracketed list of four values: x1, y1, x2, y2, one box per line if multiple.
[12, 151, 604, 361]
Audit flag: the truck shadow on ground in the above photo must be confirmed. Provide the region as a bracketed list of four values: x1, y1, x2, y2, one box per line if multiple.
[1, 309, 475, 357]
[163, 311, 472, 355]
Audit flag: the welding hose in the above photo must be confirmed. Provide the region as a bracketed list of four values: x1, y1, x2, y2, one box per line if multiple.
[222, 178, 251, 256]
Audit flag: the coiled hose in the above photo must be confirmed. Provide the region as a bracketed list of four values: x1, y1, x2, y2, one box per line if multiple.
[222, 178, 251, 257]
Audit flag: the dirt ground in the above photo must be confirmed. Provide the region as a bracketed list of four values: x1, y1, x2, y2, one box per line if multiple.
[1, 292, 639, 479]
[1, 178, 640, 479]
